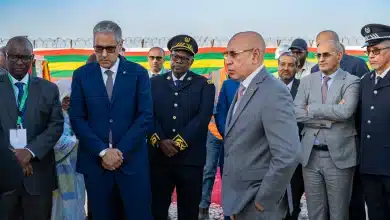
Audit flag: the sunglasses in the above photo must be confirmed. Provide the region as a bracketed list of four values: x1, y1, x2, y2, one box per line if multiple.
[365, 46, 390, 56]
[148, 56, 163, 61]
[315, 52, 337, 59]
[6, 53, 34, 63]
[94, 45, 118, 54]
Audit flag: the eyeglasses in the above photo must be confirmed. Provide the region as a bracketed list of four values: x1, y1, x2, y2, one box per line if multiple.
[171, 53, 192, 63]
[315, 52, 337, 59]
[6, 53, 34, 63]
[223, 49, 254, 59]
[94, 45, 118, 54]
[149, 56, 163, 61]
[365, 46, 390, 56]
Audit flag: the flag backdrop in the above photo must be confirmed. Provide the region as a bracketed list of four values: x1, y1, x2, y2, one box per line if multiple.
[33, 47, 368, 81]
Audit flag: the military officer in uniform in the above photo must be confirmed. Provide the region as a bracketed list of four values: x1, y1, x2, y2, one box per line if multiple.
[359, 23, 390, 220]
[148, 35, 215, 220]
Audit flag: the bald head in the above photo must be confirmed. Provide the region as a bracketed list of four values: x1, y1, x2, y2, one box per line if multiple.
[229, 31, 266, 53]
[5, 36, 33, 53]
[316, 30, 340, 46]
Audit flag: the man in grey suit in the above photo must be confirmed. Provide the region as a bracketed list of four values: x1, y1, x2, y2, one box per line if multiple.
[222, 31, 301, 220]
[0, 36, 63, 220]
[294, 40, 360, 220]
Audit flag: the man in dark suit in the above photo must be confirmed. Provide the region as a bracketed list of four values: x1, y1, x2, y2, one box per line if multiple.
[358, 23, 390, 220]
[70, 21, 153, 220]
[148, 35, 215, 220]
[311, 30, 369, 220]
[277, 52, 303, 220]
[0, 46, 6, 69]
[0, 36, 64, 220]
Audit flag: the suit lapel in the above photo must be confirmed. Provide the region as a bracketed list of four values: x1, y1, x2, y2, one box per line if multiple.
[0, 74, 18, 130]
[374, 71, 390, 90]
[24, 77, 41, 131]
[111, 57, 127, 105]
[326, 70, 346, 104]
[225, 68, 267, 135]
[290, 79, 300, 99]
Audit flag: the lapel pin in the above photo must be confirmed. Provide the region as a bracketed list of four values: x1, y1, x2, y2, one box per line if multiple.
[167, 76, 171, 80]
[187, 77, 192, 81]
[370, 74, 374, 79]
[123, 71, 127, 74]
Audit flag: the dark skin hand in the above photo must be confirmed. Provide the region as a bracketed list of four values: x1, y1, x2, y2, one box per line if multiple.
[14, 149, 32, 167]
[23, 163, 33, 176]
[159, 139, 178, 157]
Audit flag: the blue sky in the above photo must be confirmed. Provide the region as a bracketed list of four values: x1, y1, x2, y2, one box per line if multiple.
[0, 0, 389, 39]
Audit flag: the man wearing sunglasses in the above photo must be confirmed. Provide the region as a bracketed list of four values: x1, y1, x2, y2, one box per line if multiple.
[358, 23, 390, 220]
[148, 47, 167, 77]
[294, 40, 360, 220]
[70, 20, 154, 220]
[148, 34, 215, 220]
[0, 36, 64, 220]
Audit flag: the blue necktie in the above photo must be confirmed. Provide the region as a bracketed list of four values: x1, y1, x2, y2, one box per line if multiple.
[14, 82, 25, 107]
[175, 80, 182, 87]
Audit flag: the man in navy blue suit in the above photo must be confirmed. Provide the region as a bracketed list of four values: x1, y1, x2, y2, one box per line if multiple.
[70, 20, 153, 220]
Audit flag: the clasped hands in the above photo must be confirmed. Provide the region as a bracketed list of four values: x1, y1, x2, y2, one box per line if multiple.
[101, 148, 124, 171]
[159, 139, 179, 157]
[11, 148, 33, 177]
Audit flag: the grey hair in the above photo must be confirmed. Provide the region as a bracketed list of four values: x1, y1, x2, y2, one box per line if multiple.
[316, 30, 340, 42]
[278, 52, 300, 67]
[93, 20, 122, 44]
[317, 40, 343, 53]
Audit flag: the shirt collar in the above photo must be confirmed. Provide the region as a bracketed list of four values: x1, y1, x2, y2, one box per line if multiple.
[150, 68, 164, 75]
[172, 72, 187, 81]
[286, 79, 294, 90]
[9, 73, 29, 85]
[321, 68, 340, 80]
[241, 64, 264, 88]
[376, 67, 390, 79]
[100, 58, 120, 74]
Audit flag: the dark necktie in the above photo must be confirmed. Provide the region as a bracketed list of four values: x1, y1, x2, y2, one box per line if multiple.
[14, 82, 25, 107]
[376, 76, 382, 85]
[105, 70, 114, 145]
[105, 70, 114, 101]
[322, 76, 331, 104]
[175, 80, 182, 87]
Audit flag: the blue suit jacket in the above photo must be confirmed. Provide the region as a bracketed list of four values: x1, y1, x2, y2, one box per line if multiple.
[215, 79, 240, 137]
[69, 56, 153, 176]
[311, 54, 369, 77]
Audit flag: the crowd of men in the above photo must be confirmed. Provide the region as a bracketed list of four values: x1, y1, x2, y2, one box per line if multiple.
[0, 20, 390, 220]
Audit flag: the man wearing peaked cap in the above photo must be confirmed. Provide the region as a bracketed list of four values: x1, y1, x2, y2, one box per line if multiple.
[358, 23, 390, 220]
[148, 34, 215, 220]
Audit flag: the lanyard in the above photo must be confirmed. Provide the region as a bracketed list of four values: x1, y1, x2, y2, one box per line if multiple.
[7, 74, 29, 128]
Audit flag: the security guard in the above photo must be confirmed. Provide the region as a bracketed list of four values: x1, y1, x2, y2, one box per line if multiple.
[359, 23, 390, 220]
[148, 35, 215, 220]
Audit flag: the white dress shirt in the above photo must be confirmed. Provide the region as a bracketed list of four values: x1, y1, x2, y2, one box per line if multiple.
[233, 64, 264, 114]
[376, 67, 390, 84]
[100, 58, 120, 85]
[286, 79, 294, 90]
[171, 72, 186, 81]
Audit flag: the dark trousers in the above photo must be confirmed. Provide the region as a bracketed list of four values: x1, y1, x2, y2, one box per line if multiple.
[0, 185, 52, 220]
[285, 164, 305, 220]
[150, 163, 203, 220]
[349, 166, 366, 220]
[361, 174, 390, 220]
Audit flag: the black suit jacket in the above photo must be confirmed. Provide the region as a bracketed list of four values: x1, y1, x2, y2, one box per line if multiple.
[0, 74, 63, 195]
[0, 136, 23, 195]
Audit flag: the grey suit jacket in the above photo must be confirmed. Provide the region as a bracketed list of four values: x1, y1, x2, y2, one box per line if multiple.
[294, 69, 359, 169]
[222, 67, 301, 217]
[0, 71, 63, 195]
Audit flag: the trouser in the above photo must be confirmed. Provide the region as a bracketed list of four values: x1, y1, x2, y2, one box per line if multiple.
[199, 132, 223, 209]
[361, 174, 390, 220]
[150, 163, 203, 220]
[284, 164, 305, 220]
[303, 149, 354, 220]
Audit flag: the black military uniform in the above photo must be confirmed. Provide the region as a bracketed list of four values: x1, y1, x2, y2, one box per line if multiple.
[359, 24, 390, 220]
[148, 35, 215, 220]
